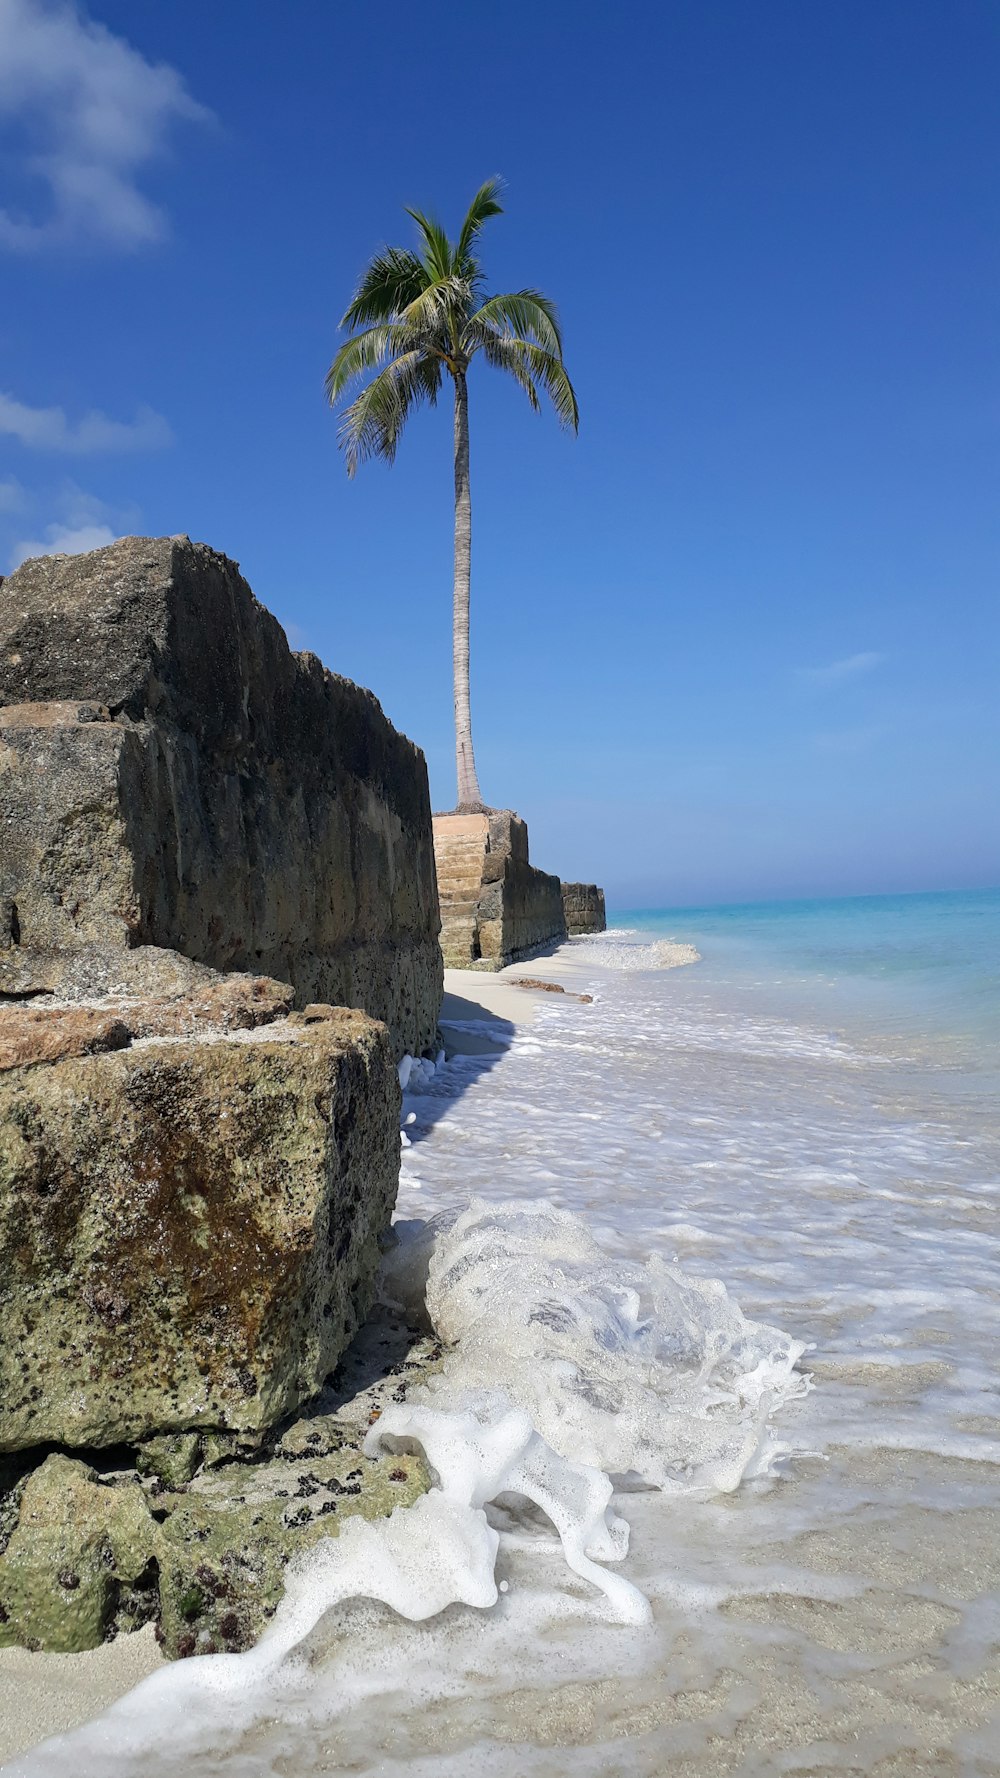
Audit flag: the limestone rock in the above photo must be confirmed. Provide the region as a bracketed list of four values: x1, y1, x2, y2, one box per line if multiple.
[0, 1003, 400, 1453]
[0, 1006, 133, 1071]
[0, 538, 442, 1056]
[433, 810, 566, 969]
[0, 943, 293, 1025]
[0, 1455, 159, 1653]
[155, 1444, 428, 1657]
[561, 882, 607, 934]
[136, 1434, 203, 1491]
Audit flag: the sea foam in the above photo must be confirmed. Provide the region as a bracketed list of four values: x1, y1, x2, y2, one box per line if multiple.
[3, 1187, 806, 1777]
[415, 1198, 809, 1492]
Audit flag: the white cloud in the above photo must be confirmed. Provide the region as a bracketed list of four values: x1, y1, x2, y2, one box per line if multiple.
[0, 0, 211, 252]
[9, 519, 116, 566]
[0, 476, 26, 511]
[798, 651, 885, 687]
[0, 390, 172, 452]
[8, 483, 130, 568]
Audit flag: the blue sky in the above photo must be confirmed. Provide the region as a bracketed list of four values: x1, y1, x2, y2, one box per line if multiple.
[1, 0, 997, 906]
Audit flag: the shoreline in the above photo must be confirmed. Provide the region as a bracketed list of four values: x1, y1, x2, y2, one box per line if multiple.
[0, 965, 550, 1768]
[7, 919, 995, 1775]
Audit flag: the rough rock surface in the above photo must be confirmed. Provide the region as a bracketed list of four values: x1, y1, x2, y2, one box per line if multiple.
[561, 882, 607, 934]
[0, 960, 292, 1071]
[0, 1311, 440, 1655]
[433, 810, 566, 969]
[0, 537, 442, 1057]
[0, 1455, 159, 1653]
[0, 998, 399, 1453]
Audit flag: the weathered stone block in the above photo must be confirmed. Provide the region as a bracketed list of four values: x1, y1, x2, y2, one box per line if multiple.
[433, 810, 566, 969]
[0, 1002, 399, 1453]
[154, 1443, 428, 1658]
[561, 882, 607, 934]
[0, 538, 442, 1055]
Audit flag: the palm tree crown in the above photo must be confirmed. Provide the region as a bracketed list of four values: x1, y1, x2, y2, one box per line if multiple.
[326, 178, 578, 809]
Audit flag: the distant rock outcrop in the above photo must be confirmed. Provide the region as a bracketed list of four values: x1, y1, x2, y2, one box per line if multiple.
[433, 810, 566, 968]
[561, 882, 607, 934]
[0, 536, 442, 1057]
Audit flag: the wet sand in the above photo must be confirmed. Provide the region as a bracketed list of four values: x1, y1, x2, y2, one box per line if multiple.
[0, 970, 537, 1767]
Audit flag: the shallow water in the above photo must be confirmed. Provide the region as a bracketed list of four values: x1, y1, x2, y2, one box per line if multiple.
[7, 894, 1000, 1776]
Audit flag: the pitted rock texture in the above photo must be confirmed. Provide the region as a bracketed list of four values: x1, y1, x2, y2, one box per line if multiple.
[0, 1454, 159, 1653]
[0, 1000, 399, 1453]
[0, 961, 292, 1071]
[433, 810, 566, 969]
[0, 537, 442, 1056]
[561, 882, 607, 934]
[0, 1308, 440, 1655]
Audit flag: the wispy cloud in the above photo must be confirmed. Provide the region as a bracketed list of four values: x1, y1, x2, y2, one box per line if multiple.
[8, 484, 132, 568]
[0, 390, 172, 453]
[0, 476, 26, 512]
[10, 518, 117, 565]
[0, 0, 211, 253]
[798, 651, 885, 687]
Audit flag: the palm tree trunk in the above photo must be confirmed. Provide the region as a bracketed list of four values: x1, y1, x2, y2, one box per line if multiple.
[452, 369, 483, 810]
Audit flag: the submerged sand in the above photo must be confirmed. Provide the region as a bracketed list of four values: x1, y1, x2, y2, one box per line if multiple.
[5, 936, 998, 1776]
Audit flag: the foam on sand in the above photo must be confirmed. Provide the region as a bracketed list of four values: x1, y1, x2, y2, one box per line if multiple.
[365, 1394, 650, 1623]
[420, 1198, 809, 1492]
[3, 1188, 804, 1775]
[2, 1494, 500, 1777]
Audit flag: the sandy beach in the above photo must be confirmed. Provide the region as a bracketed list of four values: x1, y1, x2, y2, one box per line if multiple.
[0, 964, 549, 1768]
[4, 926, 999, 1776]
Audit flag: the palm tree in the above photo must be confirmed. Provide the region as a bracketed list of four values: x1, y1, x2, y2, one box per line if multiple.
[326, 178, 578, 811]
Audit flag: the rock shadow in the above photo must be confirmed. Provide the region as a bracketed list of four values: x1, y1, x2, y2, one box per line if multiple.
[403, 990, 516, 1142]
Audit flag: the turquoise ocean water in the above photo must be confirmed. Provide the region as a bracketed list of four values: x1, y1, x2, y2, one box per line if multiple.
[616, 888, 1000, 1069]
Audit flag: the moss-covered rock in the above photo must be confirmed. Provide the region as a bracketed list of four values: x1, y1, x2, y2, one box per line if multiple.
[156, 1445, 428, 1657]
[0, 1306, 441, 1656]
[0, 1455, 159, 1653]
[0, 1005, 399, 1453]
[136, 1433, 202, 1490]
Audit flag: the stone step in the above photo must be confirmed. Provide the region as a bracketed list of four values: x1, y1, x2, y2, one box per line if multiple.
[434, 838, 486, 858]
[435, 855, 485, 877]
[437, 880, 484, 901]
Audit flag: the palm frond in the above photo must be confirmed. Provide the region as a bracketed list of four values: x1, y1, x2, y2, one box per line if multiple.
[456, 176, 505, 263]
[401, 274, 474, 338]
[404, 206, 454, 281]
[480, 335, 579, 431]
[325, 323, 408, 403]
[337, 351, 442, 476]
[478, 331, 541, 411]
[464, 288, 563, 355]
[341, 248, 426, 329]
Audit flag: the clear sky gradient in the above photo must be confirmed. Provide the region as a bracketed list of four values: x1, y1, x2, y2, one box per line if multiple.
[1, 0, 997, 905]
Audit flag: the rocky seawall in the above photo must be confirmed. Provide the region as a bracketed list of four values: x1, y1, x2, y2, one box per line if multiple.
[433, 810, 568, 968]
[0, 536, 442, 1058]
[561, 882, 607, 934]
[0, 537, 444, 1659]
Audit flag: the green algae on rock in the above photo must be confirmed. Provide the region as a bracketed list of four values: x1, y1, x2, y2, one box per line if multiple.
[0, 1455, 159, 1654]
[0, 1004, 399, 1454]
[155, 1444, 429, 1658]
[0, 1315, 441, 1656]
